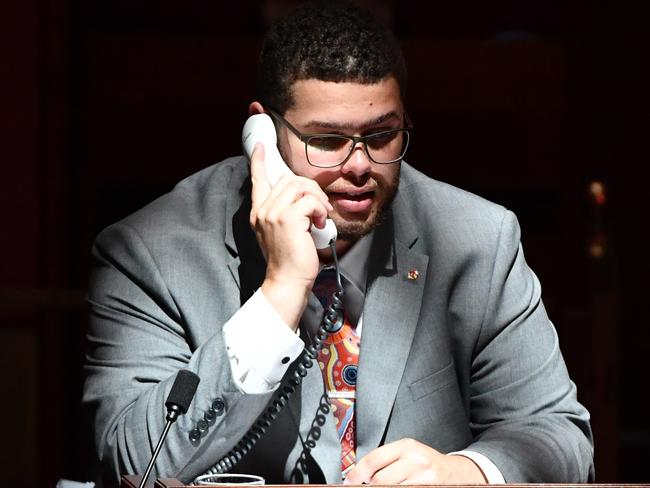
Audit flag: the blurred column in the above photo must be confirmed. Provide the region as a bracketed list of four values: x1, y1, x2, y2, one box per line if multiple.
[584, 180, 621, 481]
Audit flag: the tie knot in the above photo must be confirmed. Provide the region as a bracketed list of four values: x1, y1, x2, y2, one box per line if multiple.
[312, 268, 339, 309]
[313, 268, 347, 333]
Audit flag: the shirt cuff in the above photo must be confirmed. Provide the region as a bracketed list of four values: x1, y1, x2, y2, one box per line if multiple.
[448, 450, 505, 484]
[223, 288, 304, 393]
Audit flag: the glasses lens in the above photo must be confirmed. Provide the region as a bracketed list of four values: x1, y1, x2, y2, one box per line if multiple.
[305, 129, 410, 167]
[366, 129, 409, 164]
[306, 135, 353, 167]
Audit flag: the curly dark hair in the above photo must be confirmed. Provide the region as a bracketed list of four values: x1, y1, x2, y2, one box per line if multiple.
[256, 1, 407, 114]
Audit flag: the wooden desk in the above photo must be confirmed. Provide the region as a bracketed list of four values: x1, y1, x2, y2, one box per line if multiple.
[121, 474, 650, 488]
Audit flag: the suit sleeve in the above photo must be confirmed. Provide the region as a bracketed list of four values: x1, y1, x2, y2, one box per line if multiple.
[83, 222, 281, 485]
[464, 210, 595, 482]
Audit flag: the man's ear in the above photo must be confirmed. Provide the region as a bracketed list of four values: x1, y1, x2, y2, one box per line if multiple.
[248, 101, 264, 116]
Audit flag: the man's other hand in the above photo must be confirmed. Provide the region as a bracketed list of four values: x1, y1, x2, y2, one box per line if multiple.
[344, 438, 488, 485]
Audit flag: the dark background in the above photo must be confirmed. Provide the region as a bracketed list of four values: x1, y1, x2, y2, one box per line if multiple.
[1, 0, 648, 485]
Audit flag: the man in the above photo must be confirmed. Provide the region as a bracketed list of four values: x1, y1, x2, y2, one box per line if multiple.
[83, 2, 594, 485]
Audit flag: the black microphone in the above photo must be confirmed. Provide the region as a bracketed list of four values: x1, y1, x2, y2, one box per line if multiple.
[138, 369, 200, 488]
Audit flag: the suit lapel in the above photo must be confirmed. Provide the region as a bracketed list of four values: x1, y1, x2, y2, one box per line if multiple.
[356, 209, 429, 460]
[224, 167, 245, 289]
[224, 172, 266, 299]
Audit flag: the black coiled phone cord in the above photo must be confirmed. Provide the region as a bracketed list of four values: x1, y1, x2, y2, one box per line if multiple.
[194, 241, 344, 482]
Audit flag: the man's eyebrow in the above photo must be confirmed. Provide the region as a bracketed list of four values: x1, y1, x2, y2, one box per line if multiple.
[302, 111, 401, 131]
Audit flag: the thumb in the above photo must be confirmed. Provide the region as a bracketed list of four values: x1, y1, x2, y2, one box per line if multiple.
[250, 142, 271, 211]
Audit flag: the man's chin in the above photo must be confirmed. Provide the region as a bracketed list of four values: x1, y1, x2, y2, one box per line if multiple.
[332, 211, 385, 242]
[327, 171, 399, 242]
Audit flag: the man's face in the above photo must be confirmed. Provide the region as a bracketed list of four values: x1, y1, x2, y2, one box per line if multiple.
[277, 77, 404, 242]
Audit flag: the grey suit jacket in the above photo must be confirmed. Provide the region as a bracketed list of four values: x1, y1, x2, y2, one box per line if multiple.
[83, 157, 594, 485]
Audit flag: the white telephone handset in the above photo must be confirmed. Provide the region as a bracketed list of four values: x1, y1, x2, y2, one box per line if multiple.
[242, 113, 337, 249]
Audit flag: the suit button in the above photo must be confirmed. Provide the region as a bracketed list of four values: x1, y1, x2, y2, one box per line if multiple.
[189, 428, 201, 442]
[197, 419, 209, 433]
[205, 409, 216, 422]
[212, 398, 226, 415]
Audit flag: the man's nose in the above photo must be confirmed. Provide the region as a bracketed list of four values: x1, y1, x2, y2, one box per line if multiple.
[340, 143, 372, 177]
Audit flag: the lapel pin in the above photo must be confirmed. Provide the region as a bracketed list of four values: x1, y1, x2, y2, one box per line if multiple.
[407, 268, 419, 280]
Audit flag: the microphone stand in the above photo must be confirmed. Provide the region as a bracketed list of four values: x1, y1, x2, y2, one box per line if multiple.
[138, 414, 176, 488]
[137, 369, 199, 488]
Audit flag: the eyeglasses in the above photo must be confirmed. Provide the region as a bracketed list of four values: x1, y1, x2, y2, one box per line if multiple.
[267, 109, 412, 168]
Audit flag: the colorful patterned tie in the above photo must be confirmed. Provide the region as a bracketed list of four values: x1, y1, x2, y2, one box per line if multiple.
[312, 268, 360, 477]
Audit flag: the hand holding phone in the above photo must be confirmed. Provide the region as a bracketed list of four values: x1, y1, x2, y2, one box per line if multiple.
[242, 113, 337, 249]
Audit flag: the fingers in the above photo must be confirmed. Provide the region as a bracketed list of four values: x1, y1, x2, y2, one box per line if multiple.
[266, 176, 333, 215]
[252, 175, 333, 235]
[250, 141, 332, 224]
[345, 440, 406, 484]
[256, 193, 330, 237]
[362, 457, 413, 484]
[346, 439, 487, 485]
[345, 439, 439, 485]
